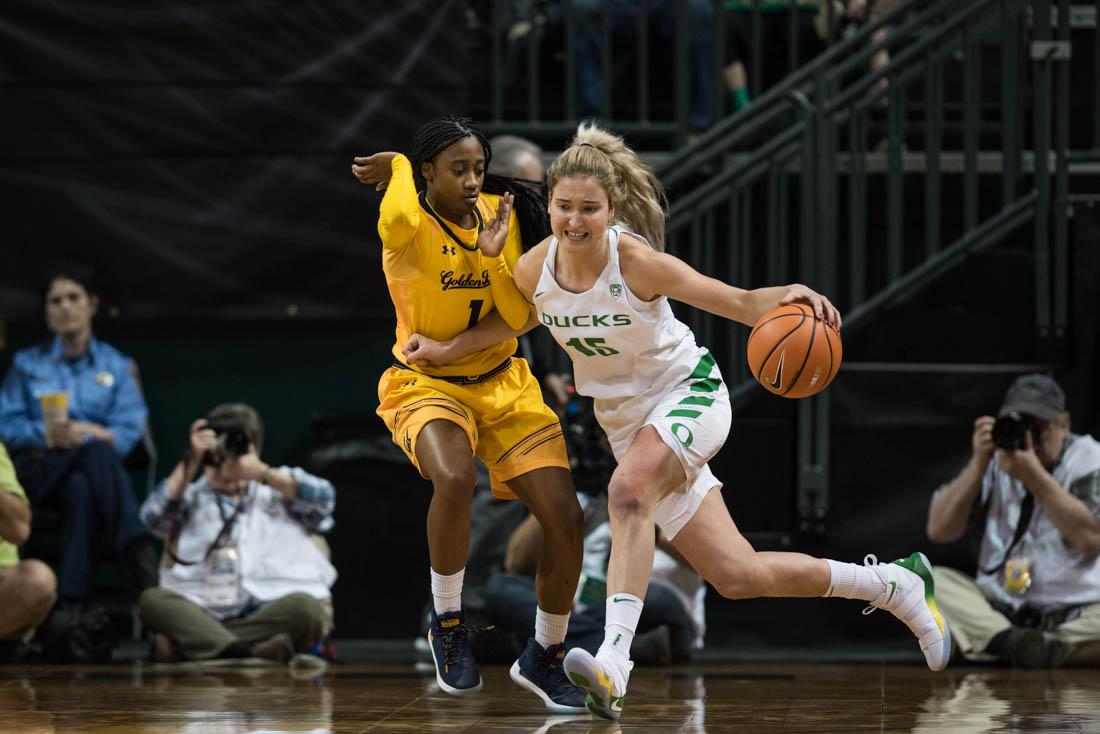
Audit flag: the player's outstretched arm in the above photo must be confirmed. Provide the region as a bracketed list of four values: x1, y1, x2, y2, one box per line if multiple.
[620, 235, 840, 327]
[619, 236, 754, 324]
[403, 308, 539, 369]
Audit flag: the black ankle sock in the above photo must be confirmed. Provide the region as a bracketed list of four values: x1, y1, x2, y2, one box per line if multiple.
[219, 640, 251, 659]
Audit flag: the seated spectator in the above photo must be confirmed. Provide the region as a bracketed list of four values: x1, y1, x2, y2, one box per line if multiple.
[927, 374, 1100, 667]
[0, 440, 57, 660]
[139, 403, 336, 663]
[0, 261, 157, 611]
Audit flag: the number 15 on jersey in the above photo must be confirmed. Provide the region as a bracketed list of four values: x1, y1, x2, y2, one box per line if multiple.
[565, 337, 619, 357]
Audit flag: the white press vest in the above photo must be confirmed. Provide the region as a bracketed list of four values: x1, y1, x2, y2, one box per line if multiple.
[977, 433, 1100, 609]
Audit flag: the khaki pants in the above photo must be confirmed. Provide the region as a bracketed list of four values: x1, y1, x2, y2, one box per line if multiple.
[934, 566, 1100, 665]
[139, 588, 327, 661]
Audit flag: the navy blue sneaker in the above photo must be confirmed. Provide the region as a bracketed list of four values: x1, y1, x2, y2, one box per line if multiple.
[427, 610, 482, 695]
[509, 638, 588, 713]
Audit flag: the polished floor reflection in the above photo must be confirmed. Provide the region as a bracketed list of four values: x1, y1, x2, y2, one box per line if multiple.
[2, 661, 1099, 733]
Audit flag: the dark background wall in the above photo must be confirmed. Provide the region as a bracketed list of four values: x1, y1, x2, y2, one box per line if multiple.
[0, 0, 468, 321]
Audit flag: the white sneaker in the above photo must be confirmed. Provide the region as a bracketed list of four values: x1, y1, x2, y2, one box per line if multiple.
[863, 552, 952, 671]
[562, 648, 631, 720]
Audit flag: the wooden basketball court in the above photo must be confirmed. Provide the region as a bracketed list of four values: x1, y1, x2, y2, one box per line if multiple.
[3, 661, 1098, 732]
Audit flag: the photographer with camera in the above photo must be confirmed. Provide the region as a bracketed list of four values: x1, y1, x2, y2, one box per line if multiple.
[138, 403, 335, 663]
[927, 374, 1100, 667]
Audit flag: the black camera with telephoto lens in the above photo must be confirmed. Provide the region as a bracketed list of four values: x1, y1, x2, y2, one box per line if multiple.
[201, 416, 251, 467]
[992, 411, 1039, 451]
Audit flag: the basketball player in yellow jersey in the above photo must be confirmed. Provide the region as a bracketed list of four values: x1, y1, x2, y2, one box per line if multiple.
[352, 116, 586, 713]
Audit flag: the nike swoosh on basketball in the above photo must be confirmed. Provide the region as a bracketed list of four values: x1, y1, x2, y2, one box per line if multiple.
[768, 350, 786, 389]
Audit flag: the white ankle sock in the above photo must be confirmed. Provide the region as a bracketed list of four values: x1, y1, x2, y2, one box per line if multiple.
[535, 608, 570, 649]
[430, 568, 464, 615]
[597, 592, 644, 664]
[824, 559, 885, 601]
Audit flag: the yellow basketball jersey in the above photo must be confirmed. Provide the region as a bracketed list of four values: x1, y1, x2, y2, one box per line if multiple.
[378, 154, 524, 378]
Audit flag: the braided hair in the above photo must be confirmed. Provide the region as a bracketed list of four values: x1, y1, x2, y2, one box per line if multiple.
[408, 115, 549, 251]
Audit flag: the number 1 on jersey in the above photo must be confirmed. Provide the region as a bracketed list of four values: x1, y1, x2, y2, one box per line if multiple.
[467, 299, 484, 329]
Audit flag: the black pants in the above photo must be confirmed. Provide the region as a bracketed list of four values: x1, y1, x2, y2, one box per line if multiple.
[484, 572, 697, 662]
[15, 441, 148, 600]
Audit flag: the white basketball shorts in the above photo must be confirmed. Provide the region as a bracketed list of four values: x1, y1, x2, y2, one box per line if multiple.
[595, 359, 731, 538]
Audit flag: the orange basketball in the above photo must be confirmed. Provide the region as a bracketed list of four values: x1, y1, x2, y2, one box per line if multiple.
[746, 303, 842, 398]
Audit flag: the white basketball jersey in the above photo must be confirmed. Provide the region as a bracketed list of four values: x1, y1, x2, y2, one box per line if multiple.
[534, 226, 710, 400]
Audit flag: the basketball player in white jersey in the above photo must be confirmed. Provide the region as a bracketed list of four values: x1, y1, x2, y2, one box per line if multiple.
[401, 122, 951, 721]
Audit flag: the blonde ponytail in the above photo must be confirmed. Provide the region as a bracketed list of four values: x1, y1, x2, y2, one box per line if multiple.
[546, 121, 669, 251]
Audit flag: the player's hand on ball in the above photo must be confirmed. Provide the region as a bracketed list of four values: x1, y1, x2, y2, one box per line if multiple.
[352, 152, 399, 191]
[778, 284, 841, 329]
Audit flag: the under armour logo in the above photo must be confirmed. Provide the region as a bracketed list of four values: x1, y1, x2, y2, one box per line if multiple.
[442, 245, 456, 256]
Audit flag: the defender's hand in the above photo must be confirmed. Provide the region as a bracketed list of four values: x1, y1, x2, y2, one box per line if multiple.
[352, 152, 399, 191]
[403, 333, 451, 368]
[477, 191, 513, 258]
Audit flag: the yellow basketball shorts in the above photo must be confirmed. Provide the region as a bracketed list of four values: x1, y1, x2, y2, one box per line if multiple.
[376, 358, 569, 499]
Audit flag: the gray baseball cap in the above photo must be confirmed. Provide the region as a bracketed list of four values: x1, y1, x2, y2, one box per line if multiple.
[999, 373, 1066, 421]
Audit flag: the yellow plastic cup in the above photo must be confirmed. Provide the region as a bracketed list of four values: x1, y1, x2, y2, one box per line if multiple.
[40, 392, 69, 448]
